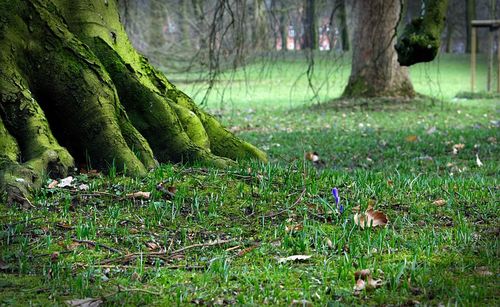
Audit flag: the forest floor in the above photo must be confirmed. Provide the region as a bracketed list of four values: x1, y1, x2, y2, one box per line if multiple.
[1, 54, 499, 305]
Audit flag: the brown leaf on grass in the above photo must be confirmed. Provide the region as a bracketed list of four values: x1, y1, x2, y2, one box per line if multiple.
[305, 151, 320, 162]
[405, 135, 418, 142]
[277, 255, 311, 264]
[353, 269, 384, 295]
[48, 180, 58, 189]
[66, 298, 102, 307]
[433, 199, 446, 206]
[126, 191, 151, 199]
[145, 242, 159, 251]
[354, 209, 388, 229]
[156, 183, 176, 199]
[353, 279, 366, 294]
[452, 143, 465, 155]
[387, 180, 394, 186]
[285, 224, 303, 233]
[237, 245, 258, 257]
[354, 269, 371, 280]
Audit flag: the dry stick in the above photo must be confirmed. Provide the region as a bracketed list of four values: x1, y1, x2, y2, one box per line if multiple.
[261, 187, 307, 219]
[73, 239, 122, 254]
[100, 238, 235, 265]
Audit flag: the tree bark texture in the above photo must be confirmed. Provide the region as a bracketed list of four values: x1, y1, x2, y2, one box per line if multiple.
[337, 0, 349, 51]
[302, 0, 318, 50]
[342, 0, 415, 98]
[0, 0, 266, 205]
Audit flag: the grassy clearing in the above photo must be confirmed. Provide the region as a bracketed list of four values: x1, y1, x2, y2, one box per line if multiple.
[1, 54, 499, 305]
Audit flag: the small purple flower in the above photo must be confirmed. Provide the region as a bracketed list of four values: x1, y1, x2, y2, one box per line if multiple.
[332, 188, 344, 213]
[332, 188, 339, 205]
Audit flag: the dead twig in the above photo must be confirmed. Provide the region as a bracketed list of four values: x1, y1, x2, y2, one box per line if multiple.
[99, 238, 235, 265]
[73, 239, 122, 254]
[261, 188, 306, 219]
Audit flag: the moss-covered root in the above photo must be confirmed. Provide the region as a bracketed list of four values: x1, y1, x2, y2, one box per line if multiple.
[0, 74, 74, 205]
[396, 0, 449, 66]
[171, 91, 268, 162]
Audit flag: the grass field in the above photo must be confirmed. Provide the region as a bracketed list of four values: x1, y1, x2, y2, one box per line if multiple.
[1, 53, 499, 306]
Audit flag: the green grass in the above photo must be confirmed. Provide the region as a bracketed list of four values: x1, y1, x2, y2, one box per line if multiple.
[1, 53, 499, 305]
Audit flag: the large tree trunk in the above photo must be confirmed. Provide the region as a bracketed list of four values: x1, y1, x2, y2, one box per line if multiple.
[342, 0, 415, 98]
[0, 0, 266, 205]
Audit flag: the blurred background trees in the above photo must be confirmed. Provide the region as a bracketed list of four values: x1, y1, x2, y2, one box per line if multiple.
[117, 0, 500, 103]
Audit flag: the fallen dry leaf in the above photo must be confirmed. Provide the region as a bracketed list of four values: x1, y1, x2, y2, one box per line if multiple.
[476, 154, 483, 167]
[354, 209, 388, 229]
[285, 224, 303, 233]
[48, 180, 58, 189]
[405, 135, 418, 142]
[57, 176, 73, 188]
[353, 268, 384, 295]
[237, 245, 258, 257]
[433, 199, 446, 206]
[277, 255, 311, 264]
[354, 269, 371, 280]
[145, 242, 159, 251]
[452, 143, 465, 155]
[353, 279, 366, 294]
[66, 298, 102, 307]
[126, 191, 151, 199]
[305, 151, 320, 163]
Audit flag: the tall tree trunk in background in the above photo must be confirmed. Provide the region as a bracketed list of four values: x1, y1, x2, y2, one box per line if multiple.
[148, 0, 166, 49]
[342, 0, 414, 98]
[181, 0, 192, 50]
[465, 0, 476, 53]
[191, 0, 207, 51]
[337, 0, 349, 51]
[252, 0, 268, 50]
[0, 0, 266, 205]
[302, 0, 318, 49]
[445, 23, 454, 53]
[278, 1, 288, 51]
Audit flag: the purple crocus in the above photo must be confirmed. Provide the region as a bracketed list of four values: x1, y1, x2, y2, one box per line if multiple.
[332, 187, 344, 213]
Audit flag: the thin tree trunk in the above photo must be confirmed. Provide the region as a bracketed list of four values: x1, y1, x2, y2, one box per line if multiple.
[302, 0, 318, 50]
[337, 0, 349, 51]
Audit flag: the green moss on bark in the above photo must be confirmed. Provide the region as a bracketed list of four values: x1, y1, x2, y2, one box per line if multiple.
[396, 0, 449, 66]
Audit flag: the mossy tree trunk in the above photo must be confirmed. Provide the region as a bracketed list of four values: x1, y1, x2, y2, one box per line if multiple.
[0, 0, 266, 205]
[342, 0, 415, 98]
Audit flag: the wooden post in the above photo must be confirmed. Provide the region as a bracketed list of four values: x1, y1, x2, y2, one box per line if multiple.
[498, 29, 500, 92]
[487, 29, 493, 92]
[471, 27, 477, 92]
